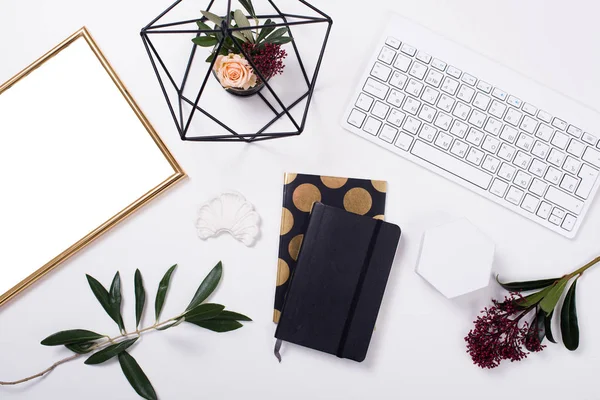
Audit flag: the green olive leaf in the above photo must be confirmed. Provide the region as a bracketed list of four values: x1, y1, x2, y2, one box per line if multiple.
[201, 10, 223, 26]
[134, 269, 146, 329]
[192, 36, 219, 47]
[86, 274, 123, 330]
[186, 318, 243, 332]
[196, 20, 213, 32]
[65, 342, 96, 354]
[156, 317, 185, 331]
[41, 330, 104, 346]
[561, 279, 580, 351]
[85, 338, 138, 365]
[496, 275, 560, 292]
[268, 36, 293, 45]
[233, 9, 254, 42]
[535, 307, 546, 343]
[263, 27, 288, 44]
[186, 262, 222, 312]
[516, 285, 553, 308]
[540, 277, 570, 314]
[217, 310, 252, 321]
[257, 19, 275, 43]
[155, 264, 177, 321]
[184, 303, 225, 320]
[109, 272, 125, 333]
[238, 0, 256, 18]
[545, 310, 557, 344]
[118, 351, 157, 400]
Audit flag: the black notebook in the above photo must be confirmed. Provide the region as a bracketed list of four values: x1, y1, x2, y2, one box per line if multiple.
[275, 203, 401, 362]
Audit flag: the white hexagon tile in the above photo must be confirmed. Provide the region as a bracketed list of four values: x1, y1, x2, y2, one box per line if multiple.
[415, 218, 495, 298]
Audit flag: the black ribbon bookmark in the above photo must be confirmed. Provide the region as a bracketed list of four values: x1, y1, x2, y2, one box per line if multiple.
[274, 339, 283, 362]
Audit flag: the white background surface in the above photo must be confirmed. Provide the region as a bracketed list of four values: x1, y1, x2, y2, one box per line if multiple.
[1, 1, 600, 399]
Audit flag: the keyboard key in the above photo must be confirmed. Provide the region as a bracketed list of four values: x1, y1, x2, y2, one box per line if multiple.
[520, 116, 537, 134]
[450, 120, 468, 138]
[529, 159, 547, 177]
[566, 140, 585, 158]
[506, 186, 524, 205]
[411, 141, 492, 189]
[545, 166, 562, 185]
[561, 214, 577, 231]
[461, 73, 477, 86]
[435, 131, 453, 150]
[551, 131, 569, 149]
[434, 112, 453, 131]
[521, 194, 539, 213]
[385, 36, 401, 49]
[401, 43, 417, 56]
[421, 87, 440, 105]
[563, 156, 581, 175]
[468, 110, 487, 128]
[450, 140, 469, 158]
[552, 117, 567, 131]
[437, 95, 455, 112]
[419, 105, 437, 123]
[425, 69, 444, 87]
[395, 132, 413, 151]
[500, 125, 518, 143]
[466, 128, 485, 146]
[371, 62, 392, 81]
[537, 110, 552, 123]
[378, 47, 396, 64]
[507, 95, 522, 108]
[537, 201, 552, 219]
[371, 101, 390, 119]
[536, 124, 554, 142]
[419, 124, 437, 142]
[560, 174, 579, 193]
[552, 208, 565, 219]
[582, 147, 600, 168]
[514, 170, 532, 189]
[513, 151, 532, 169]
[406, 79, 424, 97]
[516, 133, 534, 151]
[402, 97, 421, 115]
[530, 179, 548, 197]
[477, 81, 492, 93]
[387, 89, 406, 108]
[492, 87, 507, 101]
[453, 102, 471, 120]
[482, 135, 500, 153]
[490, 178, 509, 197]
[489, 100, 507, 119]
[473, 93, 491, 111]
[363, 116, 382, 135]
[348, 109, 366, 128]
[522, 103, 538, 115]
[545, 186, 584, 215]
[482, 155, 500, 173]
[394, 54, 412, 72]
[498, 143, 516, 162]
[403, 116, 421, 134]
[387, 108, 406, 127]
[447, 66, 462, 78]
[356, 93, 374, 111]
[532, 141, 550, 159]
[441, 77, 460, 95]
[547, 148, 566, 167]
[389, 71, 408, 89]
[498, 163, 517, 181]
[504, 108, 523, 126]
[582, 132, 598, 146]
[409, 61, 428, 80]
[457, 85, 475, 103]
[363, 78, 389, 99]
[567, 125, 583, 138]
[484, 118, 503, 136]
[416, 51, 432, 64]
[379, 124, 398, 143]
[549, 214, 563, 226]
[576, 164, 599, 199]
[431, 58, 447, 71]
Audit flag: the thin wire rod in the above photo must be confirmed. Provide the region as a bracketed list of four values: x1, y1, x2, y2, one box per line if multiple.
[268, 0, 310, 87]
[141, 33, 183, 138]
[144, 19, 329, 34]
[144, 35, 181, 95]
[145, 13, 327, 30]
[299, 0, 333, 21]
[256, 92, 309, 134]
[257, 92, 280, 115]
[144, 0, 184, 30]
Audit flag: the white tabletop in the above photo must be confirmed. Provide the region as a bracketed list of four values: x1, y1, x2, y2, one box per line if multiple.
[1, 0, 600, 399]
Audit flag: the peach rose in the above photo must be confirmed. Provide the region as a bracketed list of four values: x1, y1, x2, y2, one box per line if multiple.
[213, 54, 257, 90]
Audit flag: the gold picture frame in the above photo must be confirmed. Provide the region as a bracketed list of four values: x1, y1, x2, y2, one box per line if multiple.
[0, 27, 186, 307]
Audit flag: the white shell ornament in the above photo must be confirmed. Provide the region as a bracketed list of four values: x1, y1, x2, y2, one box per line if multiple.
[196, 192, 261, 247]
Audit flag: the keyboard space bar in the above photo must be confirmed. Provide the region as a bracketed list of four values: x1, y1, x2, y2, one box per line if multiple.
[411, 140, 492, 190]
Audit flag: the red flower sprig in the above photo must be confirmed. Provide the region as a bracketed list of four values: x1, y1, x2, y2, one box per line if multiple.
[465, 294, 545, 369]
[242, 42, 287, 82]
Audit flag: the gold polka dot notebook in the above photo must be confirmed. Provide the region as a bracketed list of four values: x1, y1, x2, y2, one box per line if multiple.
[274, 173, 387, 323]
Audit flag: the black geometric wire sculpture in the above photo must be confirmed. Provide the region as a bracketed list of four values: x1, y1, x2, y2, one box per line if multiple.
[140, 0, 333, 142]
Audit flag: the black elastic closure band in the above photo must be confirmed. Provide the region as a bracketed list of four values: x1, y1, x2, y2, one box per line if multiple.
[336, 220, 383, 358]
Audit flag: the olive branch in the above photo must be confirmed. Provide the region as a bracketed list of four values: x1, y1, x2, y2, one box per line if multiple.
[0, 262, 251, 400]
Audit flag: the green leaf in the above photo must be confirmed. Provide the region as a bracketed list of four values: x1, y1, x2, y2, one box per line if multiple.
[65, 342, 96, 354]
[535, 307, 546, 343]
[186, 262, 222, 312]
[205, 52, 216, 63]
[545, 310, 557, 344]
[257, 19, 275, 43]
[109, 272, 125, 332]
[192, 36, 219, 47]
[263, 27, 288, 43]
[233, 9, 254, 43]
[118, 352, 157, 400]
[186, 318, 243, 332]
[268, 36, 293, 45]
[516, 285, 553, 308]
[540, 278, 570, 314]
[201, 10, 223, 26]
[561, 279, 580, 351]
[156, 317, 185, 331]
[41, 330, 104, 346]
[231, 31, 247, 42]
[134, 269, 146, 329]
[155, 264, 177, 321]
[496, 275, 560, 292]
[238, 0, 256, 18]
[85, 338, 138, 365]
[196, 20, 213, 32]
[218, 310, 252, 321]
[86, 274, 123, 329]
[184, 303, 225, 320]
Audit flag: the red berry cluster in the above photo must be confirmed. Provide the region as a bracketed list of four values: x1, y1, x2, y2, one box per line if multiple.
[242, 42, 287, 82]
[465, 294, 545, 369]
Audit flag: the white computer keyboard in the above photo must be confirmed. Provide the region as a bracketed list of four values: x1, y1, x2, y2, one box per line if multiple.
[342, 14, 600, 239]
